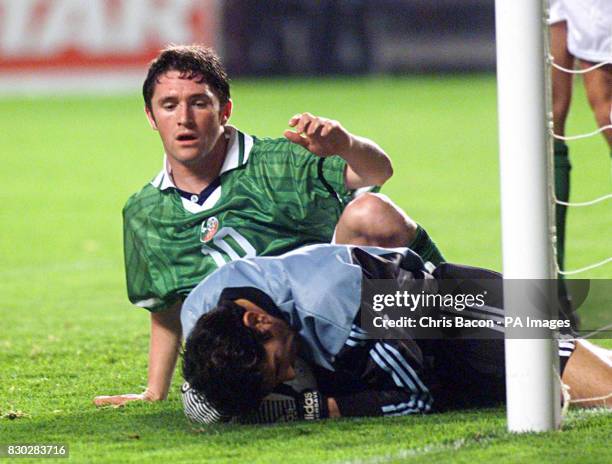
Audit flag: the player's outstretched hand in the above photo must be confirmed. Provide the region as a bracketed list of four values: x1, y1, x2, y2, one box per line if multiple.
[93, 391, 155, 407]
[284, 113, 352, 157]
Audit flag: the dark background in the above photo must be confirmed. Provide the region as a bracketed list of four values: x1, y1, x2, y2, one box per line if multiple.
[221, 0, 496, 76]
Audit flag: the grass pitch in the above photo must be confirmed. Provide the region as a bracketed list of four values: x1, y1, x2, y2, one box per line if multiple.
[1, 75, 611, 463]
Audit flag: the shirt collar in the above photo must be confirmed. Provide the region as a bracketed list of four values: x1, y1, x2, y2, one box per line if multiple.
[150, 126, 254, 191]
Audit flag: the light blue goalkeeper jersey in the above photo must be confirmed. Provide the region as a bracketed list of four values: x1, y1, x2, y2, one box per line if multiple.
[181, 244, 417, 370]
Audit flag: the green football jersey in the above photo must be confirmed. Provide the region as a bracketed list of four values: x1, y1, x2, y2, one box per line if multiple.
[123, 129, 349, 312]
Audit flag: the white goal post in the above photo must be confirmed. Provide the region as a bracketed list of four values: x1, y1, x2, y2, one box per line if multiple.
[495, 0, 560, 431]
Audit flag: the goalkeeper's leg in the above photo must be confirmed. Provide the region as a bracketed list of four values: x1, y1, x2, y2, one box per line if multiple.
[562, 339, 612, 408]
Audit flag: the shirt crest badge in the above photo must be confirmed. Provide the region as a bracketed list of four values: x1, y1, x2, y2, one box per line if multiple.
[200, 217, 219, 243]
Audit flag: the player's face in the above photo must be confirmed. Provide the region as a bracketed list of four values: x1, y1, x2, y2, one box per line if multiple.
[145, 70, 232, 166]
[260, 318, 298, 391]
[238, 300, 298, 390]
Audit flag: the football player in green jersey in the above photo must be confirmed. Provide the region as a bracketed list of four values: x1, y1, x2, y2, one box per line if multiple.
[94, 45, 445, 407]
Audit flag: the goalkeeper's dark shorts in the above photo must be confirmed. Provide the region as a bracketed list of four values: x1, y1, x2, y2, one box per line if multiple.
[419, 337, 575, 412]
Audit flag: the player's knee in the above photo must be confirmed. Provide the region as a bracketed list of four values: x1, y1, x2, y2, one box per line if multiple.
[591, 102, 612, 146]
[552, 99, 570, 131]
[335, 193, 417, 247]
[583, 84, 610, 125]
[592, 102, 611, 129]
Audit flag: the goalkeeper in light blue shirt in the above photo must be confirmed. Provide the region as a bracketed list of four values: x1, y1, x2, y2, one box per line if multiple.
[180, 244, 612, 424]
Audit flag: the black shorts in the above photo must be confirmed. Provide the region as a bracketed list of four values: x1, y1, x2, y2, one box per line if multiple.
[419, 337, 575, 412]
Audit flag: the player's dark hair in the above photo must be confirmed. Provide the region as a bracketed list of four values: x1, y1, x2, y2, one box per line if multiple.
[143, 44, 230, 112]
[182, 300, 271, 417]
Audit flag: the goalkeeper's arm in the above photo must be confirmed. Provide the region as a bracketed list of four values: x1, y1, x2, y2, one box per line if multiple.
[243, 386, 422, 422]
[182, 357, 329, 424]
[181, 382, 337, 424]
[183, 381, 424, 423]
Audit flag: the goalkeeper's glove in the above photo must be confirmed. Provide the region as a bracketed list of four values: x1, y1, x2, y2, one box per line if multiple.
[241, 385, 329, 423]
[181, 382, 328, 424]
[181, 382, 231, 424]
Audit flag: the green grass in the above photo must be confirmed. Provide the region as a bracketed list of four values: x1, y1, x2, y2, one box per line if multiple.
[1, 75, 610, 463]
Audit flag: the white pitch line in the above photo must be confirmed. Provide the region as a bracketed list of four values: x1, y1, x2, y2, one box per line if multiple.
[332, 437, 491, 464]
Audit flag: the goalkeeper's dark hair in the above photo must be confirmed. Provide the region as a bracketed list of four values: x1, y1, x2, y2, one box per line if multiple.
[182, 300, 271, 417]
[143, 44, 230, 112]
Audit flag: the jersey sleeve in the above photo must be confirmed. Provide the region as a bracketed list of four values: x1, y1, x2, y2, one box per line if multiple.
[123, 201, 179, 312]
[322, 335, 434, 417]
[288, 142, 351, 201]
[333, 389, 422, 417]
